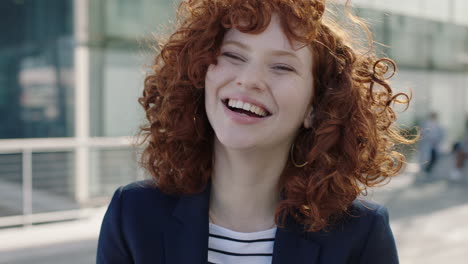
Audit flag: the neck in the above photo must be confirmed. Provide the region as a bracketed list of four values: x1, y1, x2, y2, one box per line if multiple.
[209, 138, 290, 232]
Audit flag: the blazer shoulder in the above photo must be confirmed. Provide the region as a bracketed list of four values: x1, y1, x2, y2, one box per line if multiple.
[97, 180, 177, 263]
[348, 199, 389, 219]
[349, 200, 398, 263]
[115, 179, 179, 218]
[119, 179, 161, 193]
[309, 200, 397, 263]
[121, 178, 178, 199]
[349, 198, 387, 215]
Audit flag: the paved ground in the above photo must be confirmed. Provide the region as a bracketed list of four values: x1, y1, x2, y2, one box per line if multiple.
[1, 240, 96, 264]
[368, 154, 468, 264]
[1, 154, 467, 263]
[0, 207, 104, 264]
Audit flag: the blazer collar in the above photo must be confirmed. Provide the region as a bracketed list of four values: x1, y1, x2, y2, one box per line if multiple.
[163, 184, 320, 264]
[164, 185, 211, 264]
[272, 218, 321, 264]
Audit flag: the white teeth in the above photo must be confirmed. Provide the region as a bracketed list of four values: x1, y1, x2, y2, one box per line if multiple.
[226, 99, 268, 117]
[251, 105, 259, 114]
[253, 106, 263, 116]
[242, 103, 252, 111]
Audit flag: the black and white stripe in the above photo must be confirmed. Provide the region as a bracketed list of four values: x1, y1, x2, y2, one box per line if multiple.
[207, 223, 276, 264]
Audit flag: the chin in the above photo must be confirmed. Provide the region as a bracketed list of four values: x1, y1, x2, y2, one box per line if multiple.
[215, 132, 261, 151]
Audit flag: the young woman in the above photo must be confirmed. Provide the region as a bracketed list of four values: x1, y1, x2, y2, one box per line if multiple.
[97, 0, 413, 263]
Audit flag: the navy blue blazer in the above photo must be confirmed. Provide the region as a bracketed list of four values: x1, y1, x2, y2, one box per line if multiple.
[97, 180, 399, 263]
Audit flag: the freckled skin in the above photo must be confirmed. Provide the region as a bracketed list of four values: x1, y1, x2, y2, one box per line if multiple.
[204, 14, 314, 152]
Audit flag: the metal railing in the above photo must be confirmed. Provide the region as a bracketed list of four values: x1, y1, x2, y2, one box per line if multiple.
[0, 137, 143, 228]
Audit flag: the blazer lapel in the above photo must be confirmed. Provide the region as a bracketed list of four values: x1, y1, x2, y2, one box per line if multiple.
[164, 186, 210, 264]
[162, 184, 321, 264]
[272, 223, 321, 264]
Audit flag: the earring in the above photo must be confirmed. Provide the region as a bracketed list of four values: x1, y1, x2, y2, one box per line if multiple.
[193, 102, 202, 137]
[290, 142, 308, 168]
[303, 109, 314, 129]
[193, 105, 198, 126]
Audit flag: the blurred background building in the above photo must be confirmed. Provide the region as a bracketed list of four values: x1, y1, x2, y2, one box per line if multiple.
[0, 0, 176, 227]
[0, 0, 468, 263]
[355, 0, 468, 141]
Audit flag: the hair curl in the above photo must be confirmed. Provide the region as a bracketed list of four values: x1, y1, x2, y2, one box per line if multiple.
[139, 0, 416, 232]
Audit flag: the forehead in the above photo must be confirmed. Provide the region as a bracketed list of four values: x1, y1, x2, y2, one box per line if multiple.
[222, 15, 311, 56]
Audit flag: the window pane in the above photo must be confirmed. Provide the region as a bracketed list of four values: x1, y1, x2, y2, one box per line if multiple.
[0, 0, 74, 139]
[32, 151, 78, 214]
[0, 153, 23, 217]
[88, 0, 176, 137]
[89, 147, 142, 198]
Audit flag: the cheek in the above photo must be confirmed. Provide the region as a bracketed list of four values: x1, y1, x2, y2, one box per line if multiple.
[274, 80, 312, 116]
[205, 65, 220, 98]
[204, 63, 232, 107]
[205, 60, 234, 81]
[205, 62, 237, 95]
[205, 64, 217, 85]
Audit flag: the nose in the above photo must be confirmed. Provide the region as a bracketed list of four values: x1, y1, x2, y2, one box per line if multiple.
[235, 63, 267, 91]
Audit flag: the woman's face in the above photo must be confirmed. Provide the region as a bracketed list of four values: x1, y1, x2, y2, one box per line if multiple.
[204, 14, 314, 151]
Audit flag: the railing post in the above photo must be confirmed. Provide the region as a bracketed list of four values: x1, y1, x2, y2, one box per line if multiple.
[74, 0, 90, 205]
[22, 149, 33, 227]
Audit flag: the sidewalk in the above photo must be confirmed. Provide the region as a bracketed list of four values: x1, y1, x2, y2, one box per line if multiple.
[0, 155, 467, 263]
[368, 154, 468, 263]
[0, 208, 105, 264]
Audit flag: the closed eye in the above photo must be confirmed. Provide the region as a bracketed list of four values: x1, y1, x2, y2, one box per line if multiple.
[222, 52, 245, 62]
[273, 64, 296, 72]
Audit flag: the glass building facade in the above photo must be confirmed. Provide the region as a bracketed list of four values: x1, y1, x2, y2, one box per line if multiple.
[0, 0, 74, 139]
[0, 0, 176, 139]
[0, 0, 468, 224]
[87, 0, 175, 137]
[358, 7, 468, 140]
[1, 1, 467, 140]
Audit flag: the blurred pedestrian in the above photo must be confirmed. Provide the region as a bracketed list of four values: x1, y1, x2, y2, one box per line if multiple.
[450, 135, 468, 182]
[419, 112, 444, 175]
[97, 1, 414, 263]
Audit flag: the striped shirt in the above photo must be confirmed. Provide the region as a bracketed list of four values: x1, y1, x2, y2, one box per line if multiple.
[207, 223, 276, 264]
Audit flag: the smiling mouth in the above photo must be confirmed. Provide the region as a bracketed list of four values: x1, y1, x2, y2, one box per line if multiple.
[222, 99, 271, 118]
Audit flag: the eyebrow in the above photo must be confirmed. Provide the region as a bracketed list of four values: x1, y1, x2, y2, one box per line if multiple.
[222, 40, 302, 61]
[223, 40, 251, 51]
[270, 50, 301, 61]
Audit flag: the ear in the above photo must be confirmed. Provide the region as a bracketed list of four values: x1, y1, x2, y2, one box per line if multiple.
[303, 107, 314, 129]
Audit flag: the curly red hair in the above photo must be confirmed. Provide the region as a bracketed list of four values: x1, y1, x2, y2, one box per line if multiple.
[139, 0, 415, 231]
